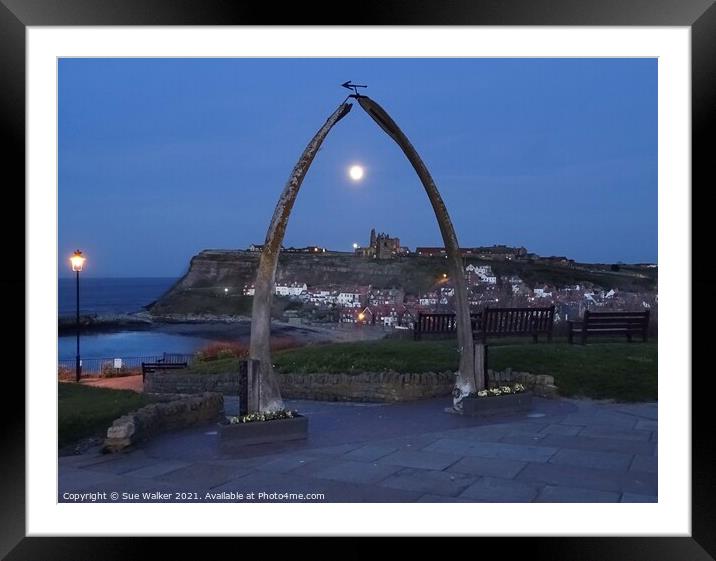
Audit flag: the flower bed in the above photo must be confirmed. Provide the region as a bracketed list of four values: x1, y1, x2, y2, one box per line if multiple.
[461, 383, 533, 417]
[219, 410, 308, 447]
[226, 409, 299, 424]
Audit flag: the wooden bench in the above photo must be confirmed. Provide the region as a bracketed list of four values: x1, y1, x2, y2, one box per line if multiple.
[415, 306, 554, 389]
[414, 306, 555, 344]
[141, 361, 188, 382]
[413, 312, 481, 340]
[475, 306, 555, 344]
[568, 310, 650, 344]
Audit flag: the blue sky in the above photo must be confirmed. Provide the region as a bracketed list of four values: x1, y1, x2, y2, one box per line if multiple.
[58, 58, 657, 278]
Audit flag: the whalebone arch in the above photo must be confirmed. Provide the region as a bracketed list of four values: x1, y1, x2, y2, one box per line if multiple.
[248, 95, 479, 412]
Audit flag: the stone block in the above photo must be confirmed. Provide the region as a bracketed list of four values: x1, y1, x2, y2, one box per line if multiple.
[106, 419, 136, 440]
[533, 384, 559, 399]
[520, 373, 536, 385]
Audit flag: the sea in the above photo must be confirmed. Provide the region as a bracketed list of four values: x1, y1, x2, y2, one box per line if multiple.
[58, 277, 217, 361]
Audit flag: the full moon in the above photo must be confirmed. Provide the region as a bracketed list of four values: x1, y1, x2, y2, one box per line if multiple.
[348, 165, 364, 181]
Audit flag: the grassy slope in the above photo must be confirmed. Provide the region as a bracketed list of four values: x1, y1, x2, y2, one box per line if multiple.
[58, 383, 152, 447]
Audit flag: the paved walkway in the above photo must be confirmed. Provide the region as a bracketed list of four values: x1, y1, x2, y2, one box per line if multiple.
[58, 396, 657, 503]
[79, 374, 144, 392]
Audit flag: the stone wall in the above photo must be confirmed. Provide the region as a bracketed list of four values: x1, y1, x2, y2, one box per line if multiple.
[487, 368, 559, 398]
[143, 364, 558, 402]
[144, 370, 245, 395]
[280, 371, 455, 402]
[104, 392, 224, 452]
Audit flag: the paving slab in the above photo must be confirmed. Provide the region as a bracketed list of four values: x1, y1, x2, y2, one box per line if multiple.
[446, 456, 527, 479]
[303, 443, 366, 456]
[579, 426, 652, 441]
[549, 448, 634, 471]
[535, 485, 620, 503]
[377, 449, 463, 470]
[424, 438, 559, 463]
[635, 419, 658, 432]
[500, 434, 547, 446]
[59, 467, 123, 493]
[155, 462, 252, 489]
[210, 471, 422, 502]
[621, 492, 658, 503]
[342, 444, 400, 462]
[540, 424, 584, 436]
[458, 477, 542, 502]
[517, 462, 657, 496]
[418, 494, 476, 503]
[616, 404, 658, 420]
[251, 454, 324, 474]
[560, 413, 637, 429]
[75, 454, 160, 475]
[122, 460, 192, 479]
[630, 454, 658, 474]
[378, 468, 476, 497]
[206, 456, 282, 470]
[539, 434, 655, 456]
[292, 458, 404, 485]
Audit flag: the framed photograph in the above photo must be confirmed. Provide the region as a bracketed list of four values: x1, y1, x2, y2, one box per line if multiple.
[6, 0, 712, 558]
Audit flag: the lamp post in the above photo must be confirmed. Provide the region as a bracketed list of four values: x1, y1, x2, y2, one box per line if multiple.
[70, 250, 86, 382]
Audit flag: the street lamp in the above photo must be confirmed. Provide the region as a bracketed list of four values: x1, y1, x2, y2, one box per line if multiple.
[70, 250, 86, 382]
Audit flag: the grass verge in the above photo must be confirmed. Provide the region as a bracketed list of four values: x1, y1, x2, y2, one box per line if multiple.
[58, 383, 152, 448]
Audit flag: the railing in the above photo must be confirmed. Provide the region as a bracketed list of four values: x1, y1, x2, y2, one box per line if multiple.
[58, 352, 195, 377]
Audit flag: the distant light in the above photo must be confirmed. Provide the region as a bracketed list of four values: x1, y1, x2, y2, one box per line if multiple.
[348, 165, 364, 181]
[442, 273, 448, 279]
[70, 250, 86, 272]
[358, 312, 365, 321]
[352, 243, 359, 249]
[224, 288, 229, 294]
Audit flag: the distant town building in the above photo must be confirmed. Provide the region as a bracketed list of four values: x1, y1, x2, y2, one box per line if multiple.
[275, 282, 308, 297]
[284, 246, 327, 253]
[465, 264, 497, 285]
[249, 244, 326, 254]
[416, 245, 527, 260]
[415, 247, 447, 257]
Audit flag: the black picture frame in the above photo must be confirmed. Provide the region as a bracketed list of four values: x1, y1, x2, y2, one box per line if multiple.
[4, 0, 711, 558]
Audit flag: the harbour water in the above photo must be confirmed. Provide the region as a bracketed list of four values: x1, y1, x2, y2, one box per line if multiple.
[57, 277, 220, 360]
[57, 331, 216, 361]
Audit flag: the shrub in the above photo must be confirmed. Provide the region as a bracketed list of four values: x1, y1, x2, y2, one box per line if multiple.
[194, 336, 302, 362]
[58, 366, 75, 381]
